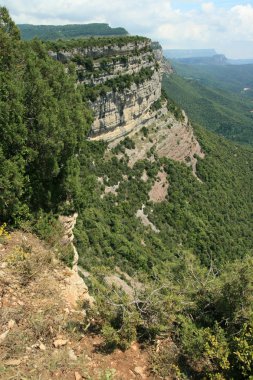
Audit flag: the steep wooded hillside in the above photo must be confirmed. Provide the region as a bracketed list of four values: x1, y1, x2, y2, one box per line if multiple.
[172, 60, 253, 94]
[163, 71, 253, 145]
[1, 7, 253, 379]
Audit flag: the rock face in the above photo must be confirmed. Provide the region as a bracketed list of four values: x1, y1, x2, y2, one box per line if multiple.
[50, 37, 169, 141]
[90, 70, 162, 140]
[49, 40, 150, 61]
[87, 40, 165, 140]
[119, 104, 205, 175]
[59, 214, 94, 308]
[50, 37, 203, 164]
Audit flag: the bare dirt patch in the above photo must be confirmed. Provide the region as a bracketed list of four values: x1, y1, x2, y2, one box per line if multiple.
[141, 170, 149, 182]
[136, 206, 160, 233]
[149, 170, 169, 203]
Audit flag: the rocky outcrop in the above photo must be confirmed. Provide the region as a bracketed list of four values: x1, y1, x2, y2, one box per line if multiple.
[59, 214, 94, 309]
[90, 69, 162, 139]
[84, 39, 165, 140]
[50, 36, 173, 142]
[49, 40, 150, 61]
[112, 103, 205, 175]
[136, 205, 160, 233]
[59, 213, 79, 271]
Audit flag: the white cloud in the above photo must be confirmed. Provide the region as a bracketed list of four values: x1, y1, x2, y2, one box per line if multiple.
[201, 2, 215, 13]
[1, 0, 253, 58]
[229, 5, 253, 40]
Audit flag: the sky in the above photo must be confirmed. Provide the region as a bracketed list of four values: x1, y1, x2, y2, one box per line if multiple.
[2, 0, 253, 58]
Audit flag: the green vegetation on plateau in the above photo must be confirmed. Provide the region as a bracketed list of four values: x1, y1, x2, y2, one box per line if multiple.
[1, 7, 253, 379]
[18, 23, 128, 40]
[45, 35, 148, 50]
[82, 67, 155, 101]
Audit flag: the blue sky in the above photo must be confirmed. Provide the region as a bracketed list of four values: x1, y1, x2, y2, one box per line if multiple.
[2, 0, 253, 58]
[174, 0, 251, 10]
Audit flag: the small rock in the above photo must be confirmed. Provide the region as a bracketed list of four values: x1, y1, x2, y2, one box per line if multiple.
[5, 359, 21, 366]
[39, 343, 46, 351]
[134, 366, 146, 379]
[17, 300, 25, 306]
[75, 372, 82, 380]
[8, 319, 16, 329]
[68, 348, 77, 361]
[53, 339, 68, 348]
[0, 330, 9, 344]
[0, 270, 5, 277]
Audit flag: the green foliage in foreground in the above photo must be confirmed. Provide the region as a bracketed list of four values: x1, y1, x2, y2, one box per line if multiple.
[18, 23, 128, 41]
[163, 73, 253, 145]
[84, 254, 253, 378]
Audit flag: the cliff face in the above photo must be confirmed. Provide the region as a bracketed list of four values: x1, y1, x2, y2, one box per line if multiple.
[87, 42, 165, 140]
[50, 37, 169, 141]
[90, 70, 161, 140]
[49, 40, 150, 61]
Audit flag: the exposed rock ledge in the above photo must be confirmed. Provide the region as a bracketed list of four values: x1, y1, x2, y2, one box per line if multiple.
[112, 104, 205, 175]
[59, 214, 94, 309]
[89, 70, 162, 141]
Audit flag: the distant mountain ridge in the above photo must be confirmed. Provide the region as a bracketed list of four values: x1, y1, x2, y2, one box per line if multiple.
[228, 58, 253, 65]
[173, 54, 228, 65]
[164, 49, 217, 59]
[18, 23, 128, 40]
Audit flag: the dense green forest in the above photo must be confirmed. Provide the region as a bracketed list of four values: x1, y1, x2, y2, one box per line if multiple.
[18, 23, 128, 40]
[1, 7, 253, 379]
[0, 7, 92, 222]
[163, 73, 253, 145]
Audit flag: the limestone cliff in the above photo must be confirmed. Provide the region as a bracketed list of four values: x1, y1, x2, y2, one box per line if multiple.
[87, 40, 165, 140]
[50, 36, 171, 141]
[90, 69, 162, 140]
